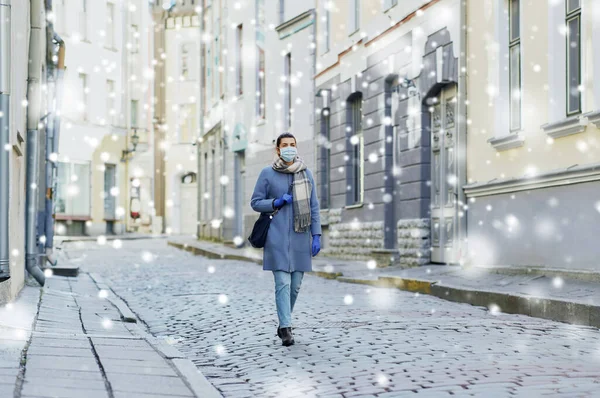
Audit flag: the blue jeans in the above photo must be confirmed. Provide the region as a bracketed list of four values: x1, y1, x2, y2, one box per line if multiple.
[273, 271, 304, 328]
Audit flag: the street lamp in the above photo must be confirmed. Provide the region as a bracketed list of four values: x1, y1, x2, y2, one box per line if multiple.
[121, 128, 140, 163]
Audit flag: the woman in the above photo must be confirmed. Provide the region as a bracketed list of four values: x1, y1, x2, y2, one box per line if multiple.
[250, 132, 321, 347]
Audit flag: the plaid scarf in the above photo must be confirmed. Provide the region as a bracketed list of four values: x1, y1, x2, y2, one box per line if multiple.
[272, 156, 312, 233]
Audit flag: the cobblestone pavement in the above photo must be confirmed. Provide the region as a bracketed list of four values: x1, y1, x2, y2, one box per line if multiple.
[62, 239, 600, 397]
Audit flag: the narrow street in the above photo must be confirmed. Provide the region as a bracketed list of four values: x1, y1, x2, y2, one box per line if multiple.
[61, 239, 600, 397]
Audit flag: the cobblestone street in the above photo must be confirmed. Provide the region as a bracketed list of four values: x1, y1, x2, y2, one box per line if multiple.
[63, 239, 600, 397]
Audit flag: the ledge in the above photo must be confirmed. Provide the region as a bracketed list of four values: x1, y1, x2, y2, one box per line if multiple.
[464, 162, 600, 198]
[344, 203, 364, 210]
[541, 115, 587, 139]
[584, 110, 600, 128]
[55, 215, 92, 222]
[487, 133, 525, 152]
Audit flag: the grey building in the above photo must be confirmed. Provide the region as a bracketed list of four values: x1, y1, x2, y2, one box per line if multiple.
[313, 0, 467, 266]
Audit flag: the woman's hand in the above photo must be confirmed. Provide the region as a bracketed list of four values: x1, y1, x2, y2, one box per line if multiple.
[274, 193, 293, 208]
[312, 235, 321, 257]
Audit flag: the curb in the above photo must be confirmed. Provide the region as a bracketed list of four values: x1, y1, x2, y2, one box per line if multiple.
[168, 239, 600, 329]
[87, 271, 223, 398]
[87, 273, 137, 323]
[57, 235, 167, 244]
[341, 275, 599, 329]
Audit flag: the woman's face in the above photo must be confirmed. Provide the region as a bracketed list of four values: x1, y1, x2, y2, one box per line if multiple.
[277, 137, 297, 157]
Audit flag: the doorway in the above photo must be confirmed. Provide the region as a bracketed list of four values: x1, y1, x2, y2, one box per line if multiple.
[430, 84, 459, 264]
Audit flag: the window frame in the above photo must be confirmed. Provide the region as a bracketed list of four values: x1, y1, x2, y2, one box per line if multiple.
[284, 53, 292, 129]
[346, 95, 364, 206]
[508, 0, 522, 132]
[383, 0, 398, 11]
[106, 79, 116, 124]
[78, 73, 88, 122]
[236, 24, 243, 96]
[55, 161, 92, 217]
[106, 2, 115, 49]
[565, 0, 582, 116]
[349, 0, 360, 35]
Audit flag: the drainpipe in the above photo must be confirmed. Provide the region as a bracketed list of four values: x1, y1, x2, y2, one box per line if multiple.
[457, 0, 468, 263]
[24, 0, 46, 285]
[0, 0, 11, 282]
[43, 31, 65, 266]
[197, 5, 205, 239]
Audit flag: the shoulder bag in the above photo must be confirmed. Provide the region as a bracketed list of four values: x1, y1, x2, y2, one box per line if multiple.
[248, 206, 279, 248]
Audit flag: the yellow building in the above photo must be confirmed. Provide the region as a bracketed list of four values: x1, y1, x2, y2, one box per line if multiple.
[465, 0, 600, 271]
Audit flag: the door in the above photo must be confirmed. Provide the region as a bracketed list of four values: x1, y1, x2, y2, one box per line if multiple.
[234, 151, 246, 241]
[104, 164, 117, 220]
[180, 174, 198, 235]
[430, 85, 459, 264]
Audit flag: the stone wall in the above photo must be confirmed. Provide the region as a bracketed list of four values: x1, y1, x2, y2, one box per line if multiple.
[323, 208, 385, 260]
[397, 219, 431, 267]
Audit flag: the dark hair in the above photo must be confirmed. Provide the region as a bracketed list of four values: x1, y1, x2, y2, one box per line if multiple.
[276, 132, 296, 147]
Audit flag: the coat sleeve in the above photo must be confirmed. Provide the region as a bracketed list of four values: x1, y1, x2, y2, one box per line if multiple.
[308, 170, 322, 236]
[250, 168, 276, 213]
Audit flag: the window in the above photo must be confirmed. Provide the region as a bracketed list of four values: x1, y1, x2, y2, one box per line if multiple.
[256, 0, 266, 119]
[509, 0, 521, 131]
[321, 106, 331, 209]
[347, 95, 364, 205]
[349, 0, 360, 34]
[131, 25, 140, 54]
[214, 10, 222, 100]
[279, 0, 285, 24]
[79, 0, 88, 40]
[55, 0, 67, 35]
[130, 100, 138, 127]
[236, 25, 243, 96]
[106, 3, 115, 48]
[55, 162, 91, 216]
[78, 73, 88, 121]
[383, 0, 398, 10]
[181, 43, 191, 80]
[211, 149, 216, 219]
[203, 152, 208, 219]
[178, 104, 197, 143]
[284, 53, 292, 129]
[257, 49, 266, 119]
[322, 6, 330, 53]
[106, 80, 115, 124]
[566, 0, 581, 115]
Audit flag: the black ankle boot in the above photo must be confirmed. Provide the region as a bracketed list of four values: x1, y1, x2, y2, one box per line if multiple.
[280, 327, 294, 347]
[276, 327, 282, 338]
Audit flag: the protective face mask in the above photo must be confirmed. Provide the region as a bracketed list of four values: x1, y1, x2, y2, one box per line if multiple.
[280, 147, 297, 162]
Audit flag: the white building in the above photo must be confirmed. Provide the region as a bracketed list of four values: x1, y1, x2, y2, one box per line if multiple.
[195, 0, 318, 243]
[52, 0, 155, 236]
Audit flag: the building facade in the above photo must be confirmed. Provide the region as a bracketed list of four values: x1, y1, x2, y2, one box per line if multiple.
[465, 0, 600, 271]
[0, 0, 31, 302]
[314, 0, 466, 265]
[52, 0, 155, 236]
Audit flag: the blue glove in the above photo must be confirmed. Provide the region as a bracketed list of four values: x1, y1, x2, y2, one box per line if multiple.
[274, 193, 293, 209]
[312, 235, 321, 257]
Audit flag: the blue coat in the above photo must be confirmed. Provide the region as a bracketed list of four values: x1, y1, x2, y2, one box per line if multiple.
[250, 166, 321, 272]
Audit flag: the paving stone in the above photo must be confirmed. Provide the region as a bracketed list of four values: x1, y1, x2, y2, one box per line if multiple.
[23, 376, 106, 390]
[25, 356, 100, 372]
[21, 384, 109, 398]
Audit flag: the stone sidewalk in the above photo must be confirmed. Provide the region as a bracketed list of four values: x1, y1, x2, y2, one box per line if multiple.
[0, 273, 221, 398]
[168, 237, 600, 328]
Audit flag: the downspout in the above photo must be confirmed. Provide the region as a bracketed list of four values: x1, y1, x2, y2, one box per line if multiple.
[25, 0, 46, 285]
[0, 0, 11, 282]
[43, 31, 65, 266]
[457, 0, 468, 263]
[197, 6, 205, 239]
